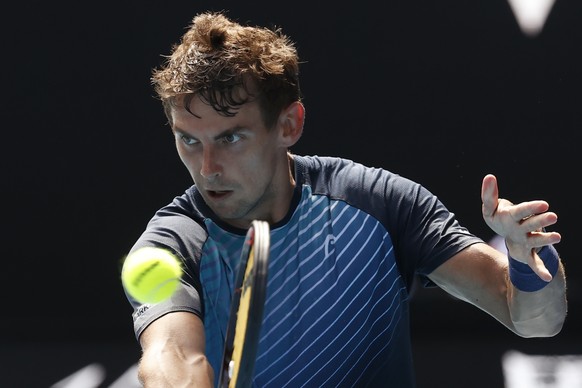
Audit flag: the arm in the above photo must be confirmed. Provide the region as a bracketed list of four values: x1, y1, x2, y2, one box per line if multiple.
[428, 174, 567, 337]
[138, 311, 214, 387]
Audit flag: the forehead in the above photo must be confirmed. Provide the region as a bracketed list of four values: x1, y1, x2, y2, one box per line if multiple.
[170, 94, 263, 130]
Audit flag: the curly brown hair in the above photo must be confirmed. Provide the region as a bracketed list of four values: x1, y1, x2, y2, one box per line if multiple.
[152, 11, 302, 129]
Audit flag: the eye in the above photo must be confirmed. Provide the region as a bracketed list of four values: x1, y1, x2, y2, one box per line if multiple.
[179, 134, 198, 146]
[222, 133, 242, 144]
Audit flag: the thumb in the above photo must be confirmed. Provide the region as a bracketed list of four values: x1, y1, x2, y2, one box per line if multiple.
[481, 174, 499, 218]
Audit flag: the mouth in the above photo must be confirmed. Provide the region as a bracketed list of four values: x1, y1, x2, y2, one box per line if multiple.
[205, 189, 232, 199]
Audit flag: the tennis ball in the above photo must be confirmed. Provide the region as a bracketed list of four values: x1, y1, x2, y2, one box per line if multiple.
[122, 247, 182, 304]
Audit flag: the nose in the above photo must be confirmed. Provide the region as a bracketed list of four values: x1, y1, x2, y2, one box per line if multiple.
[200, 145, 221, 180]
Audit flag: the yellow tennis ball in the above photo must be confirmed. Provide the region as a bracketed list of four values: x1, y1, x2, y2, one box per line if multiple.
[122, 247, 182, 304]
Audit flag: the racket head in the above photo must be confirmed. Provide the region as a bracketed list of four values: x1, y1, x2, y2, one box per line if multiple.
[219, 220, 270, 388]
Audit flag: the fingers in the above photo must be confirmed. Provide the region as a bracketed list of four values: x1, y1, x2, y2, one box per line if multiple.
[509, 201, 552, 223]
[518, 209, 558, 232]
[506, 215, 561, 253]
[481, 174, 558, 231]
[529, 252, 553, 282]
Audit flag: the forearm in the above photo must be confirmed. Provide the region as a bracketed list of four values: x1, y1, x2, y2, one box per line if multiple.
[138, 345, 214, 388]
[507, 257, 567, 338]
[428, 242, 567, 337]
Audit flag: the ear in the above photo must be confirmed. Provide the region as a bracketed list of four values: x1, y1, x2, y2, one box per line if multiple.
[278, 101, 305, 147]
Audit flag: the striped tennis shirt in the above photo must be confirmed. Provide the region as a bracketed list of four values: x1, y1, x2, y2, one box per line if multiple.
[127, 155, 482, 387]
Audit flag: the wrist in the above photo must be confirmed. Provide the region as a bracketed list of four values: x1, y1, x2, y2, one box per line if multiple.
[508, 245, 559, 292]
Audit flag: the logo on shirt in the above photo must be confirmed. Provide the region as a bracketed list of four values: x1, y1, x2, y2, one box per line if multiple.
[134, 304, 151, 318]
[324, 234, 335, 257]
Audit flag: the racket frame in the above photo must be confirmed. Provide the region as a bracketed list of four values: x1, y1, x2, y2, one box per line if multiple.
[219, 220, 270, 388]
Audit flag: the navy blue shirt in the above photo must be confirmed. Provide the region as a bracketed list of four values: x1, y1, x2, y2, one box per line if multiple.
[126, 155, 483, 387]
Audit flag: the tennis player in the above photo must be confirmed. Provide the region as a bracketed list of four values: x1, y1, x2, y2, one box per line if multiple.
[122, 11, 568, 387]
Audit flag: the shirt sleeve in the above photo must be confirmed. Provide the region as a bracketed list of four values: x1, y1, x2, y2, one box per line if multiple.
[298, 155, 484, 290]
[123, 193, 208, 341]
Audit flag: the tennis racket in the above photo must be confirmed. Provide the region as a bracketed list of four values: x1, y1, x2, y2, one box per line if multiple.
[218, 220, 270, 388]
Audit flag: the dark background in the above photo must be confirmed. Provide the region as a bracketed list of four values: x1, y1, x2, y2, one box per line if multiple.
[2, 1, 580, 387]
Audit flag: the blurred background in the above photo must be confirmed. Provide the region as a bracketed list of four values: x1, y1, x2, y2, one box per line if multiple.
[2, 0, 580, 386]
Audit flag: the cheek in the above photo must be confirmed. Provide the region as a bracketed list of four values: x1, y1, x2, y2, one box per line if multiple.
[244, 150, 276, 184]
[176, 145, 199, 174]
[175, 144, 188, 166]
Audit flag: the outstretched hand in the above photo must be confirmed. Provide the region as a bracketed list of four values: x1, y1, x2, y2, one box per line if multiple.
[481, 174, 561, 281]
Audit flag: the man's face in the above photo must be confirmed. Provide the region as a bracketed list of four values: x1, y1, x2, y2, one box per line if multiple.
[171, 96, 293, 229]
